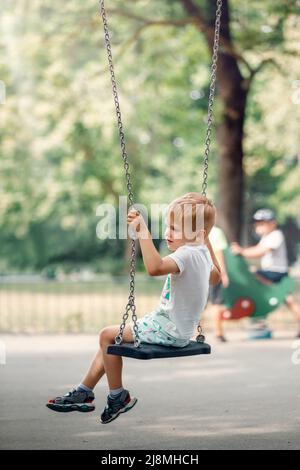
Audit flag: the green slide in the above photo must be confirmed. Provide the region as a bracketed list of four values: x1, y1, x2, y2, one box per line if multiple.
[221, 248, 293, 320]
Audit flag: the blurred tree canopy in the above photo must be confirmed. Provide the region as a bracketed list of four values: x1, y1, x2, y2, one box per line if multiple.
[0, 0, 300, 273]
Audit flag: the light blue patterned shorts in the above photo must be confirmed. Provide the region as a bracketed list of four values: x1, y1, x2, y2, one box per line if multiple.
[129, 310, 189, 348]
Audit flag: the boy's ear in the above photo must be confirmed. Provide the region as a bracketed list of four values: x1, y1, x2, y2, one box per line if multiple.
[195, 229, 206, 242]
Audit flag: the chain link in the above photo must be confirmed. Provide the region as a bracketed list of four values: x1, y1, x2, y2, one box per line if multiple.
[202, 0, 222, 198]
[198, 0, 222, 341]
[99, 0, 140, 347]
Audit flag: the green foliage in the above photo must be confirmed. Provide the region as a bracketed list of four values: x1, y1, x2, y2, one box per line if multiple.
[0, 0, 299, 272]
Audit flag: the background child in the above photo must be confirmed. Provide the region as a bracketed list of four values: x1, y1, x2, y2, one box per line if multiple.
[231, 208, 300, 338]
[47, 193, 221, 424]
[208, 224, 230, 342]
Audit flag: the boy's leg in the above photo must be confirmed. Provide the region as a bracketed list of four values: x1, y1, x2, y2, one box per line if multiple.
[80, 324, 135, 390]
[46, 344, 104, 413]
[46, 324, 135, 414]
[285, 295, 300, 336]
[80, 348, 106, 390]
[209, 283, 227, 342]
[99, 324, 134, 390]
[212, 304, 227, 342]
[255, 273, 272, 285]
[99, 324, 138, 424]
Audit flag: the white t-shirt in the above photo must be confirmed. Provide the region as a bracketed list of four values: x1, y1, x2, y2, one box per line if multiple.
[157, 244, 213, 340]
[259, 229, 288, 273]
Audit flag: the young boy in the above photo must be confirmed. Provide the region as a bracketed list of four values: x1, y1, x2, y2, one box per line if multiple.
[46, 193, 221, 423]
[231, 208, 300, 337]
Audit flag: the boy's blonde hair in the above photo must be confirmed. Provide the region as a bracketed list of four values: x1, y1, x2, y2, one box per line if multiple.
[168, 192, 216, 238]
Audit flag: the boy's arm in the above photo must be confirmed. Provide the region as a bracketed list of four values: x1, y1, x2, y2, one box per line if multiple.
[215, 249, 229, 288]
[205, 237, 222, 286]
[139, 237, 180, 276]
[231, 242, 271, 259]
[128, 210, 179, 276]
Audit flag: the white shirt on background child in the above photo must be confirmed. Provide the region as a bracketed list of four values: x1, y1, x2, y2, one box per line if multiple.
[259, 229, 288, 273]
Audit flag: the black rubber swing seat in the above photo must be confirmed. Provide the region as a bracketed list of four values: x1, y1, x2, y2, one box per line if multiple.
[107, 341, 211, 360]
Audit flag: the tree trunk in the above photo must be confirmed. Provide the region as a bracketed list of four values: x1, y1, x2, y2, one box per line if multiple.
[213, 0, 248, 242]
[216, 55, 248, 243]
[181, 0, 247, 241]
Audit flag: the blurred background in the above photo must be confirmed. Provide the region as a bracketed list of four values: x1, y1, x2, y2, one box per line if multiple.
[1, 0, 300, 334]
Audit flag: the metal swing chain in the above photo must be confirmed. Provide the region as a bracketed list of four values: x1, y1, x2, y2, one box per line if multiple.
[99, 0, 140, 347]
[197, 0, 222, 343]
[202, 0, 222, 198]
[100, 0, 222, 346]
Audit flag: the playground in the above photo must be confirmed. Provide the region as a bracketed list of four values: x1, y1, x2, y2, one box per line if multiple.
[1, 0, 300, 453]
[1, 333, 299, 450]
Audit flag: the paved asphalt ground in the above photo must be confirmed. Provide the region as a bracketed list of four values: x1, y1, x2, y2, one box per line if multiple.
[0, 332, 299, 450]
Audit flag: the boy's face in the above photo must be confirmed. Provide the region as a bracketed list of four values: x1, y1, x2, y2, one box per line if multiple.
[254, 220, 276, 236]
[164, 211, 184, 251]
[164, 208, 204, 251]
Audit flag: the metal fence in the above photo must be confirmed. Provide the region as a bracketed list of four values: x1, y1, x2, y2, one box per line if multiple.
[0, 275, 162, 333]
[0, 275, 299, 333]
